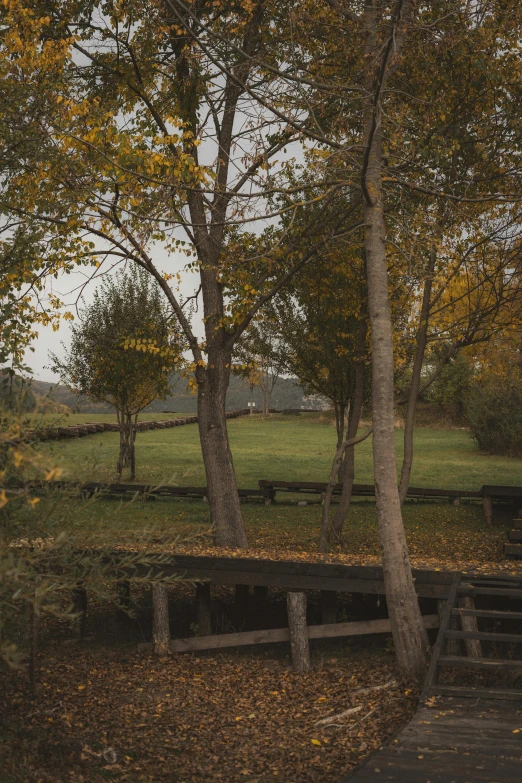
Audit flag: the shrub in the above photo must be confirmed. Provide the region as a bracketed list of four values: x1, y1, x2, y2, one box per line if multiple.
[465, 377, 522, 457]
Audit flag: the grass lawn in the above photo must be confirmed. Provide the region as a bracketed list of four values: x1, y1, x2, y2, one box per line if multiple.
[39, 411, 522, 489]
[32, 413, 522, 572]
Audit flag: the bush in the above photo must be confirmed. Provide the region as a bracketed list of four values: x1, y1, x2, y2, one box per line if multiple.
[465, 378, 522, 457]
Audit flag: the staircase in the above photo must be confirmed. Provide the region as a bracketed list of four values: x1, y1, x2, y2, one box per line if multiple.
[504, 515, 522, 559]
[422, 573, 522, 701]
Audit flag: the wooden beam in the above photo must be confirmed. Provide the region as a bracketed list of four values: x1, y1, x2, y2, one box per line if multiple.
[138, 614, 439, 654]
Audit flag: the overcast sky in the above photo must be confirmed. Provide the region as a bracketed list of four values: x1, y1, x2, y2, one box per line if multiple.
[24, 245, 204, 382]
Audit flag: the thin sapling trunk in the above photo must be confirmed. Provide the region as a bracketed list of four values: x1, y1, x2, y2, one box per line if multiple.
[398, 248, 436, 504]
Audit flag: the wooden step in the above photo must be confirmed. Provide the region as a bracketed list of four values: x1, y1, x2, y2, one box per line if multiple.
[458, 585, 522, 598]
[452, 608, 522, 620]
[508, 530, 522, 542]
[429, 684, 522, 701]
[512, 520, 522, 529]
[503, 544, 522, 558]
[438, 655, 522, 670]
[445, 630, 522, 643]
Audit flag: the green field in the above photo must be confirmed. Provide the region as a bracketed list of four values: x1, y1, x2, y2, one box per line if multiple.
[40, 411, 522, 490]
[33, 413, 521, 569]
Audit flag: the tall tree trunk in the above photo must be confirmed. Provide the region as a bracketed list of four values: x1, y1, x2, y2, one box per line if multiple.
[398, 248, 436, 504]
[361, 0, 428, 677]
[197, 356, 249, 549]
[330, 349, 366, 542]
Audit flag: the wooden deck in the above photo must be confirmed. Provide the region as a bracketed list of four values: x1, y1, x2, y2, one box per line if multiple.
[345, 572, 522, 781]
[343, 695, 522, 782]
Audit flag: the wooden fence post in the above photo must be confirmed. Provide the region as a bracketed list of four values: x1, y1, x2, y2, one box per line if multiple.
[196, 583, 212, 637]
[458, 596, 483, 658]
[483, 494, 493, 525]
[152, 584, 170, 656]
[287, 591, 311, 672]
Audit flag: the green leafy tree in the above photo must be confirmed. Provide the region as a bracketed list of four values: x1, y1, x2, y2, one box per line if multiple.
[51, 268, 184, 479]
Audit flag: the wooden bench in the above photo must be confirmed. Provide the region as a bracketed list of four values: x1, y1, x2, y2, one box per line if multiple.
[67, 482, 264, 503]
[258, 480, 481, 505]
[481, 485, 522, 526]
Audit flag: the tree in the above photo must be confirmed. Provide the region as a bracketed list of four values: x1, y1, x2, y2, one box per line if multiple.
[464, 330, 522, 457]
[262, 250, 370, 549]
[233, 316, 285, 415]
[396, 225, 522, 503]
[6, 0, 522, 677]
[51, 268, 183, 479]
[0, 0, 357, 548]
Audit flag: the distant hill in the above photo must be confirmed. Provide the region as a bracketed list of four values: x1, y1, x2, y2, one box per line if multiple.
[28, 373, 313, 413]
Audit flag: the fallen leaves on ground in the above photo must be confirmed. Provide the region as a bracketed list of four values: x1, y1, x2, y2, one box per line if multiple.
[1, 645, 417, 783]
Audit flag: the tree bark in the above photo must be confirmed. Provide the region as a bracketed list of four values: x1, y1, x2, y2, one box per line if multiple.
[116, 408, 138, 479]
[287, 591, 311, 672]
[398, 248, 436, 504]
[331, 319, 367, 541]
[361, 0, 428, 677]
[152, 583, 170, 656]
[197, 355, 248, 548]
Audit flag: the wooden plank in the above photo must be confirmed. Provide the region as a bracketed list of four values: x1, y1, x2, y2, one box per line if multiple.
[452, 607, 522, 620]
[132, 567, 448, 598]
[429, 685, 522, 700]
[138, 614, 439, 654]
[481, 484, 522, 498]
[445, 630, 522, 643]
[438, 655, 522, 670]
[459, 585, 522, 598]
